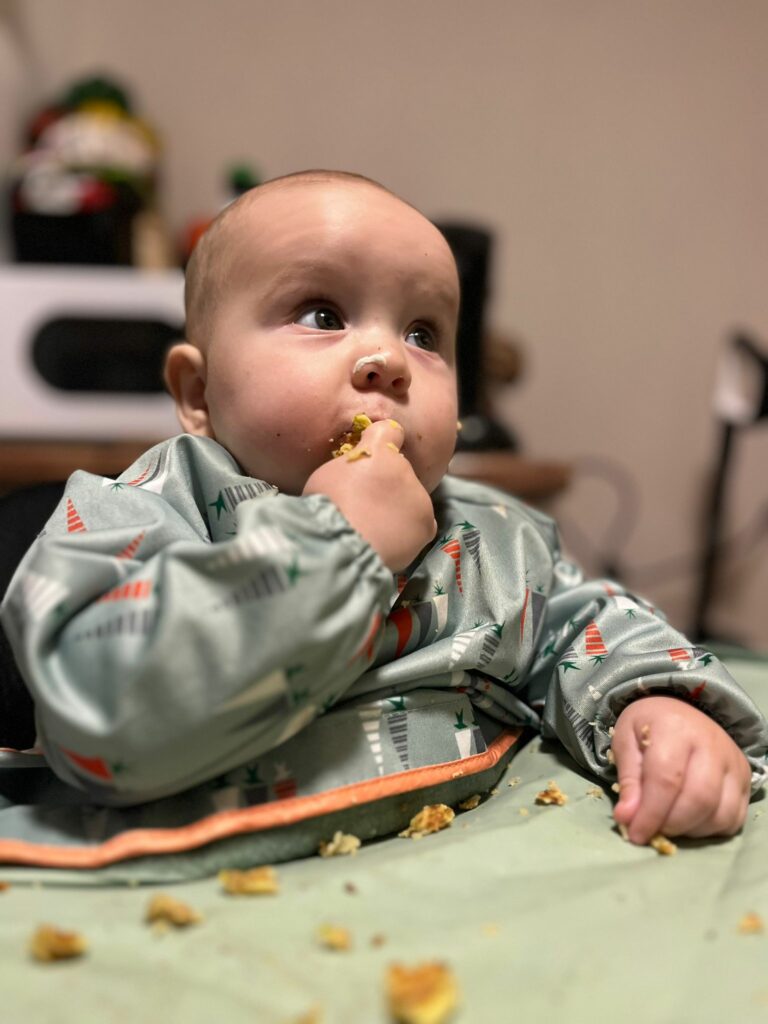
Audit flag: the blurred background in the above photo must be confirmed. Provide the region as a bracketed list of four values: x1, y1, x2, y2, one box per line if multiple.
[1, 0, 767, 648]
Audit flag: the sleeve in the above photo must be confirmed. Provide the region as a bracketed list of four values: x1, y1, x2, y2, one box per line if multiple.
[525, 559, 768, 796]
[0, 436, 393, 805]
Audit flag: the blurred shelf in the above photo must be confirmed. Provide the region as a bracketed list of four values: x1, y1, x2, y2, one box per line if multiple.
[0, 440, 159, 490]
[449, 451, 571, 501]
[0, 441, 572, 503]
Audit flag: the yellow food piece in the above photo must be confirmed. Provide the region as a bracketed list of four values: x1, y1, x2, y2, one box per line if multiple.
[387, 962, 459, 1024]
[332, 413, 373, 458]
[535, 781, 568, 806]
[399, 804, 455, 839]
[219, 865, 279, 895]
[318, 831, 361, 857]
[457, 794, 482, 811]
[30, 924, 87, 962]
[292, 1007, 324, 1024]
[649, 834, 677, 856]
[352, 413, 373, 433]
[145, 893, 202, 927]
[345, 447, 371, 462]
[317, 924, 352, 951]
[738, 912, 764, 935]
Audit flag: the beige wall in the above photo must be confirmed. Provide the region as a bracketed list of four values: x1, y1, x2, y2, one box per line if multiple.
[6, 0, 768, 646]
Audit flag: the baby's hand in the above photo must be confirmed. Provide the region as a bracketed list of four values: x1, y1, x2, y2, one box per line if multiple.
[302, 419, 436, 572]
[612, 696, 751, 844]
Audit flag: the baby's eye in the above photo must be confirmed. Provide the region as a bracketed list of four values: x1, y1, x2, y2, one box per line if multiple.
[296, 307, 344, 331]
[406, 325, 436, 351]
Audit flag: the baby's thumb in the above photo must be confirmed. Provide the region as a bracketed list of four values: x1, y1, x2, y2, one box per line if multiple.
[363, 417, 406, 454]
[610, 727, 643, 825]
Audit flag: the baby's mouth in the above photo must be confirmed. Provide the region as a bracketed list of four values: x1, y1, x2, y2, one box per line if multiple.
[330, 413, 373, 458]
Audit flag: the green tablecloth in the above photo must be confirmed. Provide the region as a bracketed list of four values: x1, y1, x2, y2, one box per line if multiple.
[1, 658, 767, 1023]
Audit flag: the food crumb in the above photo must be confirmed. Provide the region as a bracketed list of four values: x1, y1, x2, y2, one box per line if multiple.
[585, 786, 604, 799]
[457, 794, 481, 811]
[606, 746, 615, 765]
[291, 1006, 323, 1024]
[535, 781, 568, 806]
[386, 961, 459, 1024]
[611, 782, 621, 793]
[640, 723, 652, 748]
[617, 822, 630, 841]
[370, 933, 387, 948]
[506, 776, 521, 788]
[649, 834, 677, 856]
[343, 882, 358, 895]
[145, 893, 202, 927]
[345, 447, 371, 462]
[219, 865, 279, 895]
[399, 804, 455, 839]
[319, 831, 361, 858]
[29, 924, 87, 962]
[317, 924, 352, 951]
[0, 881, 9, 891]
[738, 912, 764, 935]
[482, 923, 500, 937]
[518, 808, 529, 817]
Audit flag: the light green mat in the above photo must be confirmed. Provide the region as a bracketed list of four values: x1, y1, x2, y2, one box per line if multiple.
[1, 658, 766, 1023]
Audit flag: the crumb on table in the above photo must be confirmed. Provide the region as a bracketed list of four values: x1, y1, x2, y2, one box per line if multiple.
[457, 794, 482, 811]
[318, 831, 361, 857]
[219, 865, 279, 895]
[386, 961, 459, 1024]
[30, 924, 87, 962]
[317, 924, 352, 951]
[649, 834, 677, 856]
[399, 804, 455, 839]
[535, 781, 568, 806]
[738, 912, 764, 935]
[145, 892, 202, 927]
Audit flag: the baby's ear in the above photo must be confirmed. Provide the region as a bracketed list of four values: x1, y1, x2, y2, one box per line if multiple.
[163, 342, 214, 437]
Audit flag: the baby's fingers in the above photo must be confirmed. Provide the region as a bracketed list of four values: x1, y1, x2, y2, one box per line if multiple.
[623, 743, 692, 845]
[652, 750, 722, 837]
[682, 769, 749, 839]
[611, 728, 643, 826]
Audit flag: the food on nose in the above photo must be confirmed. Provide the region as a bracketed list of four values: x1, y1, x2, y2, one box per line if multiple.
[353, 353, 388, 375]
[331, 413, 373, 458]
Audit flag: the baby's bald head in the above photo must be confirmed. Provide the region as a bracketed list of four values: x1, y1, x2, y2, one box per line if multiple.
[184, 170, 399, 349]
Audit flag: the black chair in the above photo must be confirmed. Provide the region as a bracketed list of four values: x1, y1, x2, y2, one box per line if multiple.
[0, 481, 65, 749]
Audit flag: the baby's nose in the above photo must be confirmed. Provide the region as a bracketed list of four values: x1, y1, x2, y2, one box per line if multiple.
[351, 344, 411, 395]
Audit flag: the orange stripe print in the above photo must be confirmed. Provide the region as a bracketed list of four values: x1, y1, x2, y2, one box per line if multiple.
[66, 498, 86, 533]
[585, 622, 607, 656]
[669, 648, 691, 662]
[97, 580, 152, 603]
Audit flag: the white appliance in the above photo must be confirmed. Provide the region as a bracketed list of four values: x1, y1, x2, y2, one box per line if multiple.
[0, 265, 185, 439]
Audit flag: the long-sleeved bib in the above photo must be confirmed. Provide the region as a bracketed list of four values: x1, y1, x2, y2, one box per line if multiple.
[2, 434, 767, 811]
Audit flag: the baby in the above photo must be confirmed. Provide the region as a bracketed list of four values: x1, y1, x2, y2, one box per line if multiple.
[3, 170, 767, 845]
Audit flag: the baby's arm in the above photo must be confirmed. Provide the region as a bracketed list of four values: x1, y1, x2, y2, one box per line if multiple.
[0, 436, 393, 805]
[533, 564, 768, 838]
[612, 695, 751, 842]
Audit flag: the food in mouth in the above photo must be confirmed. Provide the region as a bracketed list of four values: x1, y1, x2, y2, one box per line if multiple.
[331, 413, 373, 458]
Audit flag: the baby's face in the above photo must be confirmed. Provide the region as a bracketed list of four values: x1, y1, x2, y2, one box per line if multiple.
[198, 180, 460, 494]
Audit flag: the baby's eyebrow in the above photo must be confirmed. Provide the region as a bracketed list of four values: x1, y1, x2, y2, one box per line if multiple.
[268, 259, 341, 291]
